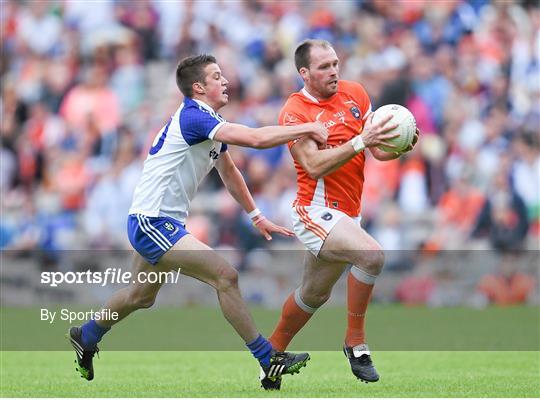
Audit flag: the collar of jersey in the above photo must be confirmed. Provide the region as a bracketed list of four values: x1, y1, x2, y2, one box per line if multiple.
[186, 97, 217, 113]
[301, 87, 319, 103]
[301, 87, 337, 104]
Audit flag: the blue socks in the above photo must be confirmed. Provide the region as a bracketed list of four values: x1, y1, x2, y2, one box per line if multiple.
[81, 319, 110, 348]
[246, 334, 273, 367]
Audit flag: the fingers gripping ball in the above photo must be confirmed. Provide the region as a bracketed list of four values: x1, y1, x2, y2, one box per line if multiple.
[372, 104, 416, 153]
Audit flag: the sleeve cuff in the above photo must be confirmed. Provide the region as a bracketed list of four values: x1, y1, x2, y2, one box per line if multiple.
[208, 121, 226, 140]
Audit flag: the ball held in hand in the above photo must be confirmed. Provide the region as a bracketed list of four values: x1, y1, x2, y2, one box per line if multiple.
[372, 104, 416, 153]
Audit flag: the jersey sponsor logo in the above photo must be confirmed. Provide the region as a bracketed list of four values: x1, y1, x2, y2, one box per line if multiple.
[209, 148, 219, 160]
[322, 119, 337, 129]
[321, 212, 333, 221]
[334, 110, 346, 124]
[317, 110, 341, 128]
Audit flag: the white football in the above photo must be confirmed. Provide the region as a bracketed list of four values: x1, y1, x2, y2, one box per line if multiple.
[370, 104, 416, 153]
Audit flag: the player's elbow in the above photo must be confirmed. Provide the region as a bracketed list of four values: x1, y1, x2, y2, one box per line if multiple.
[245, 131, 267, 149]
[307, 171, 322, 180]
[305, 164, 324, 180]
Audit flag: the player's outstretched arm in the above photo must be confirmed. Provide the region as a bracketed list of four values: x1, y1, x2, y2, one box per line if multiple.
[215, 152, 294, 240]
[292, 114, 399, 179]
[213, 121, 328, 149]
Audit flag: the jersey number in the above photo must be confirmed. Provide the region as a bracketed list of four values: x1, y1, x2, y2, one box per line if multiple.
[149, 118, 172, 155]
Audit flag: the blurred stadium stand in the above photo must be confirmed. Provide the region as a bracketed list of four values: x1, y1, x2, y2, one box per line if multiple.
[1, 0, 538, 306]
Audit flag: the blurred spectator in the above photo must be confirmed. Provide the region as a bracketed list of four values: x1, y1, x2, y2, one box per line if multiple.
[362, 153, 400, 222]
[436, 172, 485, 235]
[511, 132, 540, 220]
[110, 45, 145, 117]
[239, 250, 287, 307]
[410, 51, 452, 129]
[398, 153, 430, 215]
[471, 170, 530, 250]
[60, 63, 120, 135]
[1, 0, 538, 266]
[16, 1, 62, 56]
[372, 203, 404, 250]
[475, 251, 536, 306]
[83, 130, 140, 248]
[63, 0, 117, 39]
[394, 262, 436, 306]
[51, 151, 91, 211]
[117, 0, 160, 61]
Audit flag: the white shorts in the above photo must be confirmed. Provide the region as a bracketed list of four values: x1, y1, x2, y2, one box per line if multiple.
[292, 204, 361, 256]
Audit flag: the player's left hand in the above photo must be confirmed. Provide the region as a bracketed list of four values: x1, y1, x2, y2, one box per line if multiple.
[252, 215, 294, 241]
[402, 127, 420, 153]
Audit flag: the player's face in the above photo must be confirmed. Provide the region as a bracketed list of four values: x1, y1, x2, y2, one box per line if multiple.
[303, 46, 339, 99]
[201, 63, 229, 109]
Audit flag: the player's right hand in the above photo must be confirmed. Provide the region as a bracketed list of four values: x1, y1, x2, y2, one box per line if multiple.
[361, 113, 400, 148]
[252, 215, 294, 241]
[309, 121, 329, 145]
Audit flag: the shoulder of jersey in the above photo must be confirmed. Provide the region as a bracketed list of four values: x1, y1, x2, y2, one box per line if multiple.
[286, 90, 306, 104]
[281, 91, 309, 114]
[183, 97, 211, 113]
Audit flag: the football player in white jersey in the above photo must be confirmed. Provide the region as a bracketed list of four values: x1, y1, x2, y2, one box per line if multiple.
[68, 54, 328, 385]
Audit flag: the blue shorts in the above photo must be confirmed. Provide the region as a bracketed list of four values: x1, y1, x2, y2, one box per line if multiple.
[127, 214, 189, 265]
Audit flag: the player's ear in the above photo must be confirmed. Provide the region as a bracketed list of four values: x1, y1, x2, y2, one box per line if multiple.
[193, 82, 205, 95]
[299, 67, 309, 81]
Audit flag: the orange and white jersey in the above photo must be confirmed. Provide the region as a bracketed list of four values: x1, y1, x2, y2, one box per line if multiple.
[279, 80, 372, 218]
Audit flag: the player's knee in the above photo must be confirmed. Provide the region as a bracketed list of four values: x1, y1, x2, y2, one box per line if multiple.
[363, 248, 385, 275]
[216, 265, 239, 291]
[302, 289, 331, 308]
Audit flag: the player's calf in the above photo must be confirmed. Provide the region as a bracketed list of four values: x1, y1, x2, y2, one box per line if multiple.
[300, 287, 332, 309]
[126, 288, 157, 309]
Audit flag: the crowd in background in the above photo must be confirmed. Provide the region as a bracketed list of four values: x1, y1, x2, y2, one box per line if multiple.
[1, 0, 538, 306]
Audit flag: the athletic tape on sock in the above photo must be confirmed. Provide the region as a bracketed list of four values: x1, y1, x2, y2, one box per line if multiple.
[294, 287, 318, 314]
[350, 266, 378, 285]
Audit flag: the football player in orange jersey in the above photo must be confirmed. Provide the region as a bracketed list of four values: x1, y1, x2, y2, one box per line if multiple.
[262, 39, 419, 390]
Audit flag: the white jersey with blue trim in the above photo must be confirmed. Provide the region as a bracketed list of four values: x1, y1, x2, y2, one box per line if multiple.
[129, 97, 228, 223]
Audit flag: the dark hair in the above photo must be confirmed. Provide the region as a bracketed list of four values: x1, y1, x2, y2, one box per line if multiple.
[294, 39, 332, 72]
[176, 54, 217, 97]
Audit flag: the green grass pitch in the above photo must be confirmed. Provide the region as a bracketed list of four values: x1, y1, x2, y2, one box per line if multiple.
[1, 351, 539, 397]
[1, 305, 539, 397]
